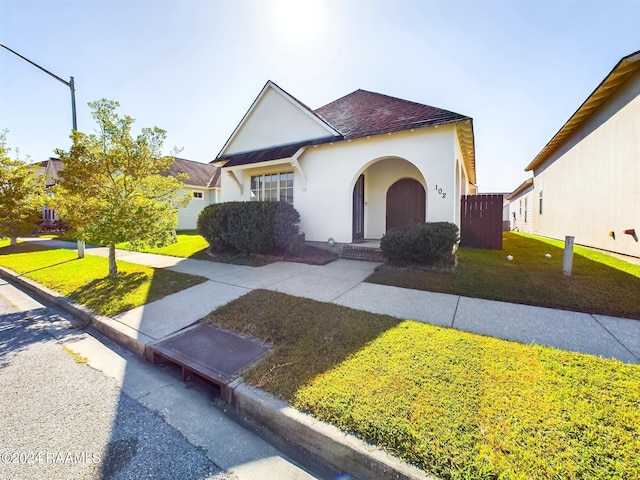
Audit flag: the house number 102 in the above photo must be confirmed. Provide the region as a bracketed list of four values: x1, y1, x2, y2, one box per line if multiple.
[434, 185, 447, 198]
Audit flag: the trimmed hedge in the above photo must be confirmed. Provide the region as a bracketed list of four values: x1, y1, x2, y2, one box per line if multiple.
[380, 222, 459, 266]
[197, 201, 304, 256]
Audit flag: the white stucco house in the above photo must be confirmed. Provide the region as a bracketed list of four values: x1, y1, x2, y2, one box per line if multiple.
[506, 179, 534, 233]
[167, 157, 221, 230]
[525, 50, 640, 258]
[213, 81, 476, 245]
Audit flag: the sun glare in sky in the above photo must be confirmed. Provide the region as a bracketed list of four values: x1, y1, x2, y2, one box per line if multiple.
[268, 0, 328, 45]
[261, 0, 333, 75]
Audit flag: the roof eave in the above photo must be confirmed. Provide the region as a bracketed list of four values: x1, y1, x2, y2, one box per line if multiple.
[526, 50, 640, 172]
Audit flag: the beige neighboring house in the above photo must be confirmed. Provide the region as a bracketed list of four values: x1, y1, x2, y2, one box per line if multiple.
[167, 157, 221, 230]
[506, 179, 534, 233]
[33, 157, 63, 227]
[35, 157, 220, 231]
[213, 81, 477, 245]
[525, 50, 640, 258]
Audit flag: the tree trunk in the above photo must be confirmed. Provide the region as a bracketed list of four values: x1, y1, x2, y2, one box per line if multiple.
[10, 236, 17, 246]
[108, 243, 118, 278]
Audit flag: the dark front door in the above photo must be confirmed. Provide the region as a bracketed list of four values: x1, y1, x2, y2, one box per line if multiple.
[386, 178, 426, 232]
[352, 174, 365, 241]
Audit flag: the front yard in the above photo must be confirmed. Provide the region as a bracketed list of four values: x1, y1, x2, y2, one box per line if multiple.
[368, 232, 640, 319]
[0, 240, 207, 316]
[203, 289, 640, 480]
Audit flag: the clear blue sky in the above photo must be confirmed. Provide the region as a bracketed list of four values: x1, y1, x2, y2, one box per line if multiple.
[1, 0, 638, 192]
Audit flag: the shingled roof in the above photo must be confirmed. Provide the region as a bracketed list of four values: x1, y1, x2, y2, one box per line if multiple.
[217, 136, 338, 168]
[216, 86, 475, 184]
[169, 157, 220, 188]
[315, 89, 470, 139]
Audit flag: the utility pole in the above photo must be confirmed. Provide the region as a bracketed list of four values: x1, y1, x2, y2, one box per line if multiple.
[1, 43, 84, 257]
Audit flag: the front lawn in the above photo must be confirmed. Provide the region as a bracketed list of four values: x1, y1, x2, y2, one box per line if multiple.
[0, 241, 207, 316]
[203, 289, 640, 480]
[117, 230, 210, 259]
[368, 232, 640, 319]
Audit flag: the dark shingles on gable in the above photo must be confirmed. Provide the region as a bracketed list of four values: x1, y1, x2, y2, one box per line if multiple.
[314, 89, 470, 139]
[218, 136, 340, 168]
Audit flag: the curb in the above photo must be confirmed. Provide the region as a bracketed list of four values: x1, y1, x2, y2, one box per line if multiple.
[2, 266, 434, 480]
[230, 382, 433, 480]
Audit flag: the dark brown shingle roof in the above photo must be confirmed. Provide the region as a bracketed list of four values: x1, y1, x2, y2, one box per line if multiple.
[169, 157, 220, 188]
[215, 86, 475, 184]
[314, 89, 470, 139]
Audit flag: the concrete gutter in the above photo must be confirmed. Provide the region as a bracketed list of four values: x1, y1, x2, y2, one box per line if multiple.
[0, 265, 433, 480]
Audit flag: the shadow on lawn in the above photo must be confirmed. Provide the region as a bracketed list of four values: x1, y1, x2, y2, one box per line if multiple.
[68, 272, 148, 317]
[201, 289, 401, 401]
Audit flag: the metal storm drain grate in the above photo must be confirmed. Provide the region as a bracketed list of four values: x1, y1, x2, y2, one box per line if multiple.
[146, 324, 270, 402]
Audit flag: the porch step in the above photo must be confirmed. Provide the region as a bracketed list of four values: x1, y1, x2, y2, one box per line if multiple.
[340, 245, 386, 262]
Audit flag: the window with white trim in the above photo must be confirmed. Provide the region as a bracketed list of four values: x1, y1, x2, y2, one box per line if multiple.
[250, 172, 294, 205]
[539, 186, 543, 215]
[193, 190, 204, 200]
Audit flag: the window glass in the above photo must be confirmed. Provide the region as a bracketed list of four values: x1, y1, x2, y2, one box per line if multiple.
[539, 189, 543, 215]
[279, 172, 294, 204]
[250, 172, 294, 204]
[264, 173, 278, 201]
[250, 175, 263, 201]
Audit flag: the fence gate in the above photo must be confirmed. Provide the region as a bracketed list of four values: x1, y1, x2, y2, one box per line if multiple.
[460, 194, 503, 250]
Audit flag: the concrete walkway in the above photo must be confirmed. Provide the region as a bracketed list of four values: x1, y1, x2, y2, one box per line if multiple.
[20, 237, 640, 364]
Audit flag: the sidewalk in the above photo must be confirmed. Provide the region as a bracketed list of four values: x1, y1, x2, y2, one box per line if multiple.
[20, 237, 640, 364]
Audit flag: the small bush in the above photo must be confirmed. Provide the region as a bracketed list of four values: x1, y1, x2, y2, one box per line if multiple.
[197, 201, 303, 256]
[381, 222, 459, 266]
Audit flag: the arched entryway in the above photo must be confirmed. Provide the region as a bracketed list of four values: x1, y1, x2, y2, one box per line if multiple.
[386, 178, 426, 231]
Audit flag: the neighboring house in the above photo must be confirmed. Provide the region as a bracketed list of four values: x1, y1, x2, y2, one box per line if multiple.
[34, 157, 219, 231]
[505, 179, 534, 233]
[33, 157, 63, 227]
[525, 50, 640, 258]
[213, 81, 476, 245]
[167, 157, 221, 230]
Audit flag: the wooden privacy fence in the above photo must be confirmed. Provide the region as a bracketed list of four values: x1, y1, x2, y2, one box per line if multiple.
[460, 194, 503, 250]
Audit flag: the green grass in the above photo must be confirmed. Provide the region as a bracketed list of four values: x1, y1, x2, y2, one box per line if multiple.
[368, 232, 640, 319]
[203, 290, 640, 480]
[117, 230, 210, 259]
[0, 241, 207, 316]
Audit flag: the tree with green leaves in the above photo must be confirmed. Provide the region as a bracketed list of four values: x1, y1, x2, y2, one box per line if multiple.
[53, 99, 188, 277]
[0, 131, 45, 245]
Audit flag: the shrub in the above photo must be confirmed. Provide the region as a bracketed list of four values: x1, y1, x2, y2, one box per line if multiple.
[197, 201, 303, 256]
[380, 222, 459, 266]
